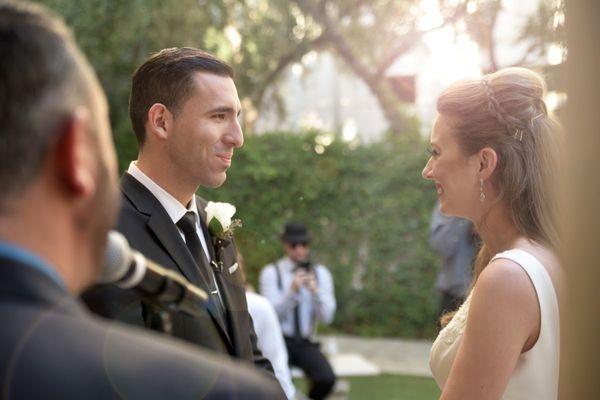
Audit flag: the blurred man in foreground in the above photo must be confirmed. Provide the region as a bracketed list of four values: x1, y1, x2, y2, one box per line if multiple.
[0, 2, 282, 398]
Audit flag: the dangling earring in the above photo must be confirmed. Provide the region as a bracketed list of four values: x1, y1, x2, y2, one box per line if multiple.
[479, 179, 486, 202]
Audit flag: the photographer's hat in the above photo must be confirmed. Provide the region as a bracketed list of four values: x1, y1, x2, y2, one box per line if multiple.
[281, 222, 311, 244]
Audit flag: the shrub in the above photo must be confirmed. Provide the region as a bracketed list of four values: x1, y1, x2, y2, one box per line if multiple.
[201, 131, 440, 338]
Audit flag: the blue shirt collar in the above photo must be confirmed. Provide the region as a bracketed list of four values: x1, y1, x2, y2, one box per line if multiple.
[0, 241, 65, 288]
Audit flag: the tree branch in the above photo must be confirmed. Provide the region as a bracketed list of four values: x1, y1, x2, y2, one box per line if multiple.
[486, 0, 502, 72]
[293, 0, 374, 82]
[252, 35, 328, 109]
[374, 2, 468, 79]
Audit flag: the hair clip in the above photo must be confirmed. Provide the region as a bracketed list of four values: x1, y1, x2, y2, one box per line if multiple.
[532, 113, 545, 122]
[514, 129, 524, 141]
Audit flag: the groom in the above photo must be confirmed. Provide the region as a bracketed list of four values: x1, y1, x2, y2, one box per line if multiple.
[83, 48, 277, 378]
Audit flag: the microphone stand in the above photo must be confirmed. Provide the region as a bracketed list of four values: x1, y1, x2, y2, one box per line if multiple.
[101, 231, 208, 336]
[148, 307, 174, 335]
[138, 267, 209, 336]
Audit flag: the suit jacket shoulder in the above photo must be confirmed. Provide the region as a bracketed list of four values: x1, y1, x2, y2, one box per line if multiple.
[0, 257, 284, 399]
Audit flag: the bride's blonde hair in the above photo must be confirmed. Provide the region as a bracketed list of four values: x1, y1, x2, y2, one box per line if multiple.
[435, 67, 562, 327]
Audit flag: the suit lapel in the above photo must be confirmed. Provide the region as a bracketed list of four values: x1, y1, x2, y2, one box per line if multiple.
[121, 174, 207, 286]
[196, 199, 253, 359]
[146, 215, 209, 285]
[196, 198, 233, 338]
[144, 217, 233, 350]
[121, 174, 234, 348]
[214, 249, 244, 356]
[196, 198, 217, 261]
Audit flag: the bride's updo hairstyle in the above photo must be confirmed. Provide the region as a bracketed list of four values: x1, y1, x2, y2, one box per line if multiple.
[436, 67, 562, 289]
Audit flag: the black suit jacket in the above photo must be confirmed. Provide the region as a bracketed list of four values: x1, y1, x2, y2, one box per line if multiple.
[0, 255, 284, 399]
[83, 173, 274, 373]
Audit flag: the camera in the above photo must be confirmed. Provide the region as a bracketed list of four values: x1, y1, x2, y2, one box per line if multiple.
[295, 260, 312, 272]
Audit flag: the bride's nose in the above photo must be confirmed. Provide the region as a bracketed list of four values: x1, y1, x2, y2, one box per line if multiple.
[422, 159, 433, 180]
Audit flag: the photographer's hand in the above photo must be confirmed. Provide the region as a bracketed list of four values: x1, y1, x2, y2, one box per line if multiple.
[306, 272, 318, 294]
[291, 270, 309, 293]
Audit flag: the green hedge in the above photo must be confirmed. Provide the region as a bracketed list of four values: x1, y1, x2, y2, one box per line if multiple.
[200, 131, 440, 338]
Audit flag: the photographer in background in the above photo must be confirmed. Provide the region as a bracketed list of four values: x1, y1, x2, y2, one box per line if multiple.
[260, 222, 336, 400]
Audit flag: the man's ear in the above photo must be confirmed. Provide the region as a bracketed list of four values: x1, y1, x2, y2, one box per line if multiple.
[53, 107, 97, 200]
[146, 103, 172, 141]
[478, 147, 498, 180]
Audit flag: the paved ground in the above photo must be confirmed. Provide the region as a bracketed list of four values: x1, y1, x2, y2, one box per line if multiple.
[317, 334, 434, 377]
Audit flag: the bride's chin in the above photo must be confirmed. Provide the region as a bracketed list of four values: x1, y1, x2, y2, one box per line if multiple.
[439, 199, 455, 216]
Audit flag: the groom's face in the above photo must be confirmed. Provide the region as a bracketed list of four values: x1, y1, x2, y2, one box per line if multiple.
[166, 72, 243, 188]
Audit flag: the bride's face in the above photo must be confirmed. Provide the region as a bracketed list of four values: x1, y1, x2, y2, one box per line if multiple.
[422, 115, 481, 219]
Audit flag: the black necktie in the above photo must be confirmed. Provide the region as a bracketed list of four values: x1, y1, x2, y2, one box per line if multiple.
[294, 303, 302, 342]
[176, 212, 226, 317]
[176, 212, 209, 281]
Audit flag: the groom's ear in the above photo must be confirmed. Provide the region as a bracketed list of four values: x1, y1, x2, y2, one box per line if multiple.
[146, 103, 173, 141]
[478, 147, 498, 180]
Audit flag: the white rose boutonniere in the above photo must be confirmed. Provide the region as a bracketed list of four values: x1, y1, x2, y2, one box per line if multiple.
[205, 201, 242, 241]
[205, 201, 242, 273]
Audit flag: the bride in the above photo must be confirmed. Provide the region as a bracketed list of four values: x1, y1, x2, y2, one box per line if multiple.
[423, 67, 563, 400]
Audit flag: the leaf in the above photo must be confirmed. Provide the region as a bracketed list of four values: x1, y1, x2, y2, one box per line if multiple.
[208, 217, 224, 236]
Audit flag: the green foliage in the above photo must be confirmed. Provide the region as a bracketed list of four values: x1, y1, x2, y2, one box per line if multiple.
[37, 0, 231, 170]
[201, 131, 440, 338]
[295, 374, 440, 400]
[348, 374, 440, 400]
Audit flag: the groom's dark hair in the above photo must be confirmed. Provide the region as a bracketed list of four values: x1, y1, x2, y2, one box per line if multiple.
[129, 47, 234, 147]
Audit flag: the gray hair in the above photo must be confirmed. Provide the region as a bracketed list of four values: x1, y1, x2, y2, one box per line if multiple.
[0, 1, 99, 204]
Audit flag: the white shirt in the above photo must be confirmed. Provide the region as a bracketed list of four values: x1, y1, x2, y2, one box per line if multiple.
[246, 291, 296, 399]
[127, 162, 211, 260]
[259, 257, 336, 338]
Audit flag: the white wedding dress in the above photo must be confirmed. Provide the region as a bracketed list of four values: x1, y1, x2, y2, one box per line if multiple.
[429, 249, 559, 399]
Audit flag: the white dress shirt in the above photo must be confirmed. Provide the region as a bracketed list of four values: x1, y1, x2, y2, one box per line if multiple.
[259, 257, 336, 338]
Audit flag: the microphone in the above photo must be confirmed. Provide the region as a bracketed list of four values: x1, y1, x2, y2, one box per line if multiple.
[100, 230, 208, 317]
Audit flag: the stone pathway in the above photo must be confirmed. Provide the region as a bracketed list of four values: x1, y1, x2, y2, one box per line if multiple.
[317, 334, 434, 378]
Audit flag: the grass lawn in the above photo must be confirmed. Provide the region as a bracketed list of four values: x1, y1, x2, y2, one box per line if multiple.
[294, 374, 440, 400]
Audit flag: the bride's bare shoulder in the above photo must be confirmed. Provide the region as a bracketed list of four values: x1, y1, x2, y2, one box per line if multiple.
[519, 242, 564, 301]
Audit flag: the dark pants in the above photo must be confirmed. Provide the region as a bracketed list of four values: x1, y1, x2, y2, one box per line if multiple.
[285, 337, 336, 400]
